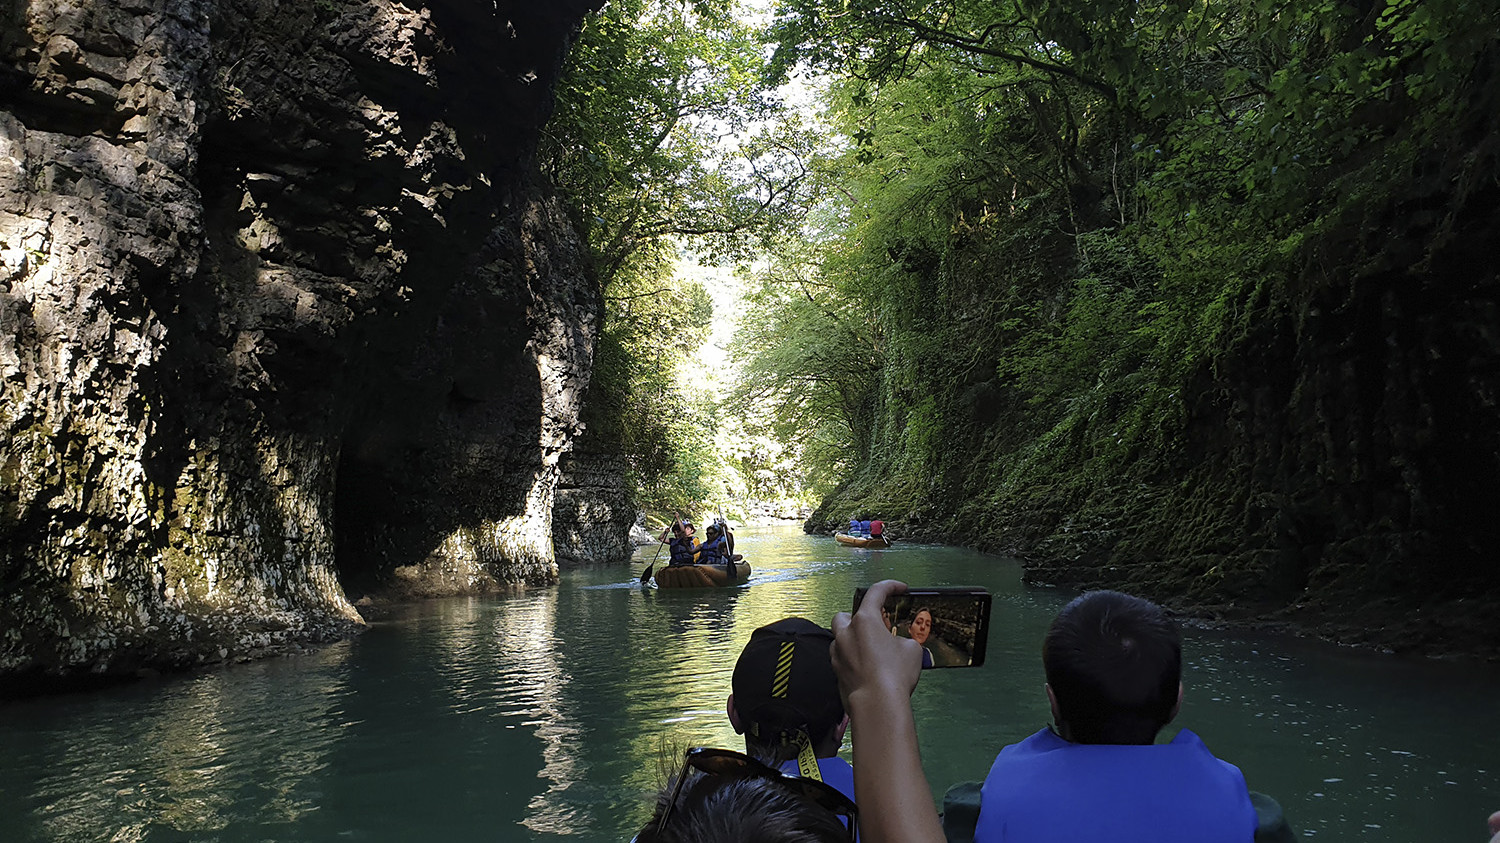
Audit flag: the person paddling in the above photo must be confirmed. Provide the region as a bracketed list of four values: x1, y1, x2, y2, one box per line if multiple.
[659, 520, 698, 567]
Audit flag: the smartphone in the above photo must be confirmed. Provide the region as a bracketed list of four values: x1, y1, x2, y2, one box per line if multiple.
[853, 586, 992, 668]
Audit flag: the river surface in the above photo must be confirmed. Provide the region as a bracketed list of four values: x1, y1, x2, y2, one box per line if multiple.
[2, 528, 1496, 842]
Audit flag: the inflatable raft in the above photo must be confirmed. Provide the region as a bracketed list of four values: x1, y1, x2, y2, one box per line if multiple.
[835, 533, 891, 548]
[654, 560, 751, 588]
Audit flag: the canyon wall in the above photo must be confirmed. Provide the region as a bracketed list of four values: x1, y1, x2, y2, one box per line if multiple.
[807, 45, 1500, 657]
[0, 0, 606, 693]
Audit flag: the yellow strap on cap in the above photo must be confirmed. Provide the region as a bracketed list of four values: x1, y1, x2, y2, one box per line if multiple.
[772, 640, 795, 698]
[794, 729, 822, 782]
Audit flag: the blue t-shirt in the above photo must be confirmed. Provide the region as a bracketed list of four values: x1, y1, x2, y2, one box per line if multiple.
[779, 756, 856, 839]
[777, 755, 856, 804]
[975, 727, 1257, 843]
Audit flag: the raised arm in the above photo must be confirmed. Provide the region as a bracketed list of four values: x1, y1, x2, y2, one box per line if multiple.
[830, 579, 945, 843]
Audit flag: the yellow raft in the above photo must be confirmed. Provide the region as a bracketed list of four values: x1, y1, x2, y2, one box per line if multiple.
[835, 533, 891, 549]
[654, 560, 751, 588]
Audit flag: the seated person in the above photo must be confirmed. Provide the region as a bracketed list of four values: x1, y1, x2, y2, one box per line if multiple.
[728, 618, 854, 803]
[632, 747, 855, 843]
[848, 518, 862, 537]
[858, 519, 872, 537]
[827, 581, 1293, 843]
[868, 519, 884, 538]
[694, 523, 729, 566]
[660, 520, 698, 567]
[972, 590, 1267, 842]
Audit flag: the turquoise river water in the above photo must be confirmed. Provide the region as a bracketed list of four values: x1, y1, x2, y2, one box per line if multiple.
[2, 527, 1496, 841]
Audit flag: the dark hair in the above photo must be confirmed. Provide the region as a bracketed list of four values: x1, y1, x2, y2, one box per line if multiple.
[637, 770, 849, 843]
[1042, 590, 1181, 745]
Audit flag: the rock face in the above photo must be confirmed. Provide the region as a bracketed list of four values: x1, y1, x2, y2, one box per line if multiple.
[0, 0, 606, 692]
[551, 452, 634, 568]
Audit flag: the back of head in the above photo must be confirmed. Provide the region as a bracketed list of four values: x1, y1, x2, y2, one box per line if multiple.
[638, 772, 848, 843]
[1042, 590, 1181, 744]
[732, 618, 845, 760]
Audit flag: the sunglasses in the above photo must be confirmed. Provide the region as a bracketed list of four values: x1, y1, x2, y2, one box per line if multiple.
[655, 747, 858, 841]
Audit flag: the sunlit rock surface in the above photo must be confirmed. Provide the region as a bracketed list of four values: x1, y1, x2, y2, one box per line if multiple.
[552, 453, 633, 569]
[0, 0, 606, 692]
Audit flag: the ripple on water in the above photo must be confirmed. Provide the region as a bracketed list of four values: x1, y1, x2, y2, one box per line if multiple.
[4, 530, 1499, 843]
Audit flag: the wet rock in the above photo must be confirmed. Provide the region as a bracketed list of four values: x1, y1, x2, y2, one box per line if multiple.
[0, 0, 609, 693]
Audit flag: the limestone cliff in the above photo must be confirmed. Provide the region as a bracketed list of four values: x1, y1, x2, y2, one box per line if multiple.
[0, 0, 606, 693]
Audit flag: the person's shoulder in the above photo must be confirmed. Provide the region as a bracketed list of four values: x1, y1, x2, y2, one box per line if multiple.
[994, 727, 1063, 759]
[1168, 728, 1230, 758]
[1170, 729, 1247, 767]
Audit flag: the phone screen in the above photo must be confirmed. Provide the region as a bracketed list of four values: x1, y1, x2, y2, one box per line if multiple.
[853, 587, 992, 668]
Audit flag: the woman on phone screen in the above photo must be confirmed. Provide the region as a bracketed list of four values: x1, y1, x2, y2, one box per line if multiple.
[909, 608, 935, 668]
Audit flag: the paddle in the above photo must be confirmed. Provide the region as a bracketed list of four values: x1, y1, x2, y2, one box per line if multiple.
[640, 516, 678, 584]
[639, 540, 664, 585]
[717, 510, 736, 577]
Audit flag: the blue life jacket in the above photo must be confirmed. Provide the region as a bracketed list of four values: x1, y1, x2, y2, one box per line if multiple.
[859, 520, 872, 535]
[849, 519, 861, 535]
[975, 728, 1257, 843]
[668, 537, 695, 566]
[698, 535, 727, 565]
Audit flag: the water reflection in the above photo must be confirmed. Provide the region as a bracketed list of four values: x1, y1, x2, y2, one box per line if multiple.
[2, 528, 1498, 842]
[2, 640, 351, 841]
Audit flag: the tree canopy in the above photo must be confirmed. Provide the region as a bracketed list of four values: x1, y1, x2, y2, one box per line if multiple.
[733, 0, 1500, 535]
[544, 0, 822, 513]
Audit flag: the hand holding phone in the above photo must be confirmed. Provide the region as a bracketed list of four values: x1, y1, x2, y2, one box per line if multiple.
[853, 586, 992, 668]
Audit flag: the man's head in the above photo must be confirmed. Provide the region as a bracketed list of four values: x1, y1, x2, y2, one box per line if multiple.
[728, 618, 847, 761]
[1042, 590, 1182, 745]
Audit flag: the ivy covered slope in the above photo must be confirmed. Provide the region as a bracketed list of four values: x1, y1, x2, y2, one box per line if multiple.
[763, 0, 1500, 653]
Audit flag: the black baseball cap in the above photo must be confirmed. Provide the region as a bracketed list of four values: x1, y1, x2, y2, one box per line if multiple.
[732, 618, 845, 745]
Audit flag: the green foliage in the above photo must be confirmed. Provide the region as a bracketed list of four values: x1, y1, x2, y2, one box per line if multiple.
[749, 0, 1499, 535]
[547, 1, 829, 514]
[545, 0, 818, 286]
[729, 238, 884, 490]
[579, 247, 720, 515]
